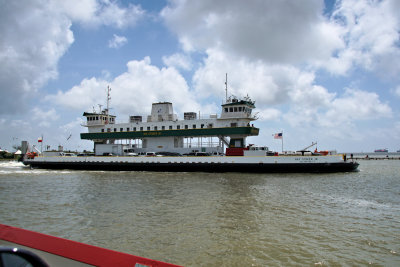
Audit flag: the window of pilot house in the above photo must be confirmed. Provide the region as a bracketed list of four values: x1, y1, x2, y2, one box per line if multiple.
[224, 108, 228, 112]
[101, 129, 104, 132]
[126, 127, 129, 131]
[114, 128, 117, 132]
[169, 126, 172, 130]
[147, 126, 150, 131]
[239, 107, 243, 112]
[133, 127, 136, 131]
[140, 127, 143, 131]
[201, 124, 204, 128]
[154, 126, 158, 130]
[96, 116, 99, 120]
[229, 107, 233, 112]
[120, 128, 123, 131]
[185, 125, 188, 129]
[177, 125, 180, 129]
[234, 107, 238, 112]
[193, 124, 196, 129]
[162, 126, 165, 130]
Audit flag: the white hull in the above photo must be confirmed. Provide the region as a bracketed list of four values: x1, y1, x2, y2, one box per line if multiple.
[23, 155, 359, 173]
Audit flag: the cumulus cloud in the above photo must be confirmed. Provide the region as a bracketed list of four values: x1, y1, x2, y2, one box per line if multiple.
[161, 0, 343, 64]
[285, 88, 392, 129]
[321, 0, 400, 76]
[46, 57, 201, 119]
[394, 86, 400, 97]
[53, 0, 145, 28]
[0, 0, 145, 115]
[162, 0, 400, 78]
[32, 107, 60, 127]
[162, 53, 192, 71]
[108, 34, 128, 49]
[192, 49, 325, 107]
[0, 0, 74, 114]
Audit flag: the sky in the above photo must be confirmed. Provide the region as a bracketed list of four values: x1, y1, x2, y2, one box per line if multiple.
[1, 0, 399, 153]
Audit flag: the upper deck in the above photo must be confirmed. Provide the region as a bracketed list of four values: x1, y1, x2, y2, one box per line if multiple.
[81, 96, 259, 141]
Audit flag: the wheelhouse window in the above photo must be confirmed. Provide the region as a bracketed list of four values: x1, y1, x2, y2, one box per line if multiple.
[147, 127, 150, 131]
[177, 125, 180, 129]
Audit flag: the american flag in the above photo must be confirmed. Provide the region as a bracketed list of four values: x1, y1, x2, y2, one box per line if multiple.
[274, 132, 283, 139]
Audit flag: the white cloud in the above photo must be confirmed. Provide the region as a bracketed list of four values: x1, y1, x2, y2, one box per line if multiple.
[321, 0, 400, 76]
[45, 77, 109, 111]
[162, 53, 192, 71]
[32, 107, 60, 127]
[325, 88, 392, 122]
[161, 0, 343, 64]
[395, 86, 400, 97]
[285, 88, 392, 129]
[0, 0, 74, 114]
[0, 0, 146, 116]
[108, 34, 128, 49]
[45, 57, 201, 118]
[257, 108, 281, 122]
[162, 0, 400, 78]
[53, 0, 145, 28]
[192, 49, 322, 107]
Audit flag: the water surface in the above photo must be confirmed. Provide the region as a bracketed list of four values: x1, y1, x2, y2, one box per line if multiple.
[0, 160, 399, 266]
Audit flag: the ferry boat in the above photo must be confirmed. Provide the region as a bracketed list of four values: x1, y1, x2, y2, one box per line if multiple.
[374, 148, 388, 153]
[21, 87, 358, 173]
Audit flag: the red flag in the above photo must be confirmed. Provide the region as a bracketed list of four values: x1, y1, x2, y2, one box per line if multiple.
[38, 137, 43, 143]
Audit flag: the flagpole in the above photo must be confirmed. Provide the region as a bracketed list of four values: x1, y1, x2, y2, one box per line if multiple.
[281, 130, 283, 153]
[41, 134, 43, 154]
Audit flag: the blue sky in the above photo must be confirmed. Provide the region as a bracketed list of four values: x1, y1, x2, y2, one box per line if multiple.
[1, 0, 399, 153]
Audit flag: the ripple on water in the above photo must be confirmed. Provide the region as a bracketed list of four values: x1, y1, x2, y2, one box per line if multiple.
[0, 160, 399, 266]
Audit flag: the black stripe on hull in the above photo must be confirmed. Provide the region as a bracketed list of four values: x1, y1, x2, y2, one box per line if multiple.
[25, 161, 359, 173]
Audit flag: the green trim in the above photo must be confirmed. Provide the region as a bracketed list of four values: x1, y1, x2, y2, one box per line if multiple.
[81, 126, 259, 140]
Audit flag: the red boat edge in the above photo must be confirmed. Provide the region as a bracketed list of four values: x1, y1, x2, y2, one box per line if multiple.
[0, 224, 181, 267]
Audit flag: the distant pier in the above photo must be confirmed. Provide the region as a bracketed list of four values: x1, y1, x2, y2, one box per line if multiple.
[347, 152, 400, 160]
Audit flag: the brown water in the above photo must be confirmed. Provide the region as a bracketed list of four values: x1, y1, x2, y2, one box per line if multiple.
[0, 160, 399, 266]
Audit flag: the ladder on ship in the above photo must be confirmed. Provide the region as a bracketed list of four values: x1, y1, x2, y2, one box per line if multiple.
[218, 136, 230, 147]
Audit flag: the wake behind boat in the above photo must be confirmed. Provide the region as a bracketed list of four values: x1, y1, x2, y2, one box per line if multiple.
[21, 85, 358, 173]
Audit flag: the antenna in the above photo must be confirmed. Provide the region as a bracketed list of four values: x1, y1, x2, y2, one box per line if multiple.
[225, 73, 228, 103]
[106, 86, 111, 124]
[98, 104, 103, 113]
